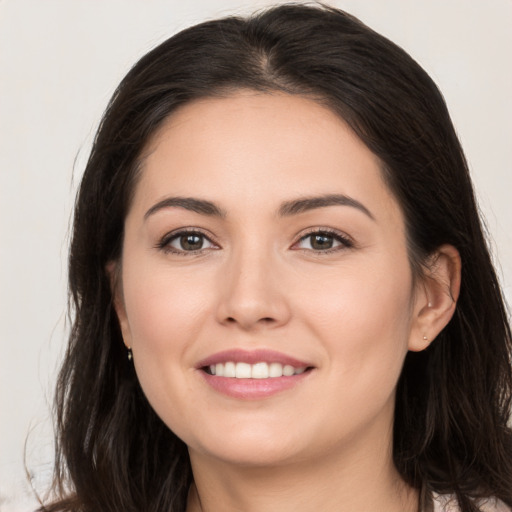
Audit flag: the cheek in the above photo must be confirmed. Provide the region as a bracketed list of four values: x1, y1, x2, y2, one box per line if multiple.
[301, 255, 412, 325]
[120, 261, 214, 430]
[297, 258, 414, 396]
[122, 261, 210, 355]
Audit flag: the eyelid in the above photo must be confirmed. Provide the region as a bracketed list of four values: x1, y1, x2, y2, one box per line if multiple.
[156, 227, 220, 255]
[155, 226, 354, 255]
[291, 227, 354, 252]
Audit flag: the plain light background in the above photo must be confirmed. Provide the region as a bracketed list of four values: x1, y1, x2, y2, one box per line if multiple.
[1, 1, 511, 509]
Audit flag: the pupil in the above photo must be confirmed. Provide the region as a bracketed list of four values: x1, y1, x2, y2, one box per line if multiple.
[181, 234, 203, 250]
[312, 234, 333, 250]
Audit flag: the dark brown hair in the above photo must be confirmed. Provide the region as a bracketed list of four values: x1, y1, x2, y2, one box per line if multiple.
[40, 4, 512, 511]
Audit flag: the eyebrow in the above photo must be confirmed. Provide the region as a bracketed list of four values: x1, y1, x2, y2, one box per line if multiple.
[144, 197, 227, 220]
[144, 193, 374, 221]
[278, 194, 375, 220]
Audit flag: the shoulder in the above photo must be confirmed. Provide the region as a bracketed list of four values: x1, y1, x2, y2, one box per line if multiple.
[433, 493, 511, 512]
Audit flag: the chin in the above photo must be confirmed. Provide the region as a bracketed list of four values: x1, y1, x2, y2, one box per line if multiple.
[194, 441, 305, 468]
[185, 422, 316, 468]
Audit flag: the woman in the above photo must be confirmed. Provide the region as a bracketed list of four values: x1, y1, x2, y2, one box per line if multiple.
[40, 4, 512, 512]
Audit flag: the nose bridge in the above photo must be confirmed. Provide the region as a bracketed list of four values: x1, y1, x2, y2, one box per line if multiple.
[216, 236, 290, 329]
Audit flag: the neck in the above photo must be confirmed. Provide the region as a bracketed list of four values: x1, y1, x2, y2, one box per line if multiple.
[186, 423, 418, 512]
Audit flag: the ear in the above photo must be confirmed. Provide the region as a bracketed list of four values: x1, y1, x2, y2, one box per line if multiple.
[106, 260, 133, 349]
[408, 244, 461, 352]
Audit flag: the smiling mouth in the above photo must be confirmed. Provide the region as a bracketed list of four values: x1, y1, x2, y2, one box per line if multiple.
[203, 362, 312, 379]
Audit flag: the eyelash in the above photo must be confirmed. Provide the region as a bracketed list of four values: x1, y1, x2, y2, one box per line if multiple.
[293, 228, 354, 254]
[156, 227, 354, 256]
[156, 228, 218, 256]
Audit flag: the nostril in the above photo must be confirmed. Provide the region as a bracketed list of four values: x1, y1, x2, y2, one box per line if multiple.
[225, 316, 275, 324]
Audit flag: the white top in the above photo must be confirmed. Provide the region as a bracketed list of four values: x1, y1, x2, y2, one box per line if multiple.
[433, 493, 511, 512]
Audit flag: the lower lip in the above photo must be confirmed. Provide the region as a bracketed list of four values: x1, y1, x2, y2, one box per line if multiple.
[199, 370, 311, 399]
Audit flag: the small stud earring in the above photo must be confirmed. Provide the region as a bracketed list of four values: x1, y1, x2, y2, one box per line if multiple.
[428, 302, 432, 308]
[423, 335, 428, 341]
[127, 347, 133, 361]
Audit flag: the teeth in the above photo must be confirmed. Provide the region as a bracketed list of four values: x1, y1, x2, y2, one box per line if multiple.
[251, 362, 269, 379]
[269, 362, 283, 377]
[207, 362, 307, 379]
[283, 365, 295, 376]
[225, 361, 236, 378]
[235, 362, 251, 378]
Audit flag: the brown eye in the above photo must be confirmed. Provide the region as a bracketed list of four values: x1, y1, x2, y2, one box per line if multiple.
[310, 234, 334, 250]
[294, 230, 353, 252]
[179, 234, 204, 251]
[162, 231, 216, 253]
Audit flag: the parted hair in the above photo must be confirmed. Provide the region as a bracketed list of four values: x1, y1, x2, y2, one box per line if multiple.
[40, 4, 512, 512]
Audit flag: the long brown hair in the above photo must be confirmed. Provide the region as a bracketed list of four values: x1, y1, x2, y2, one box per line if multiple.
[41, 4, 512, 511]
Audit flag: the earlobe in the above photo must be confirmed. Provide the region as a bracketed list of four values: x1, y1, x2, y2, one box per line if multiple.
[408, 244, 461, 352]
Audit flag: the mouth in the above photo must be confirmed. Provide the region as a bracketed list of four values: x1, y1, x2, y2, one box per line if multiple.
[203, 361, 311, 379]
[196, 349, 315, 399]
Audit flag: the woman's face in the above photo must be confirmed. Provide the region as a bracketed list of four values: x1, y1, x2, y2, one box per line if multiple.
[115, 91, 427, 467]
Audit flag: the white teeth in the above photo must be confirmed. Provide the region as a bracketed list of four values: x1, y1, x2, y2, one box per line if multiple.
[235, 362, 252, 378]
[283, 365, 295, 376]
[224, 361, 236, 378]
[269, 362, 283, 377]
[208, 361, 308, 379]
[251, 362, 269, 379]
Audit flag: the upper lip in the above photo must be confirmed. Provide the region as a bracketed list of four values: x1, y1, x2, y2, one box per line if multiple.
[196, 349, 312, 369]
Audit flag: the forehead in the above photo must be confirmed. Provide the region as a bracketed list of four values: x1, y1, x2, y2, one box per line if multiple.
[132, 91, 400, 221]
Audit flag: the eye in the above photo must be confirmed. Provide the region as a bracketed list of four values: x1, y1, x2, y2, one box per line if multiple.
[293, 230, 353, 252]
[158, 230, 217, 254]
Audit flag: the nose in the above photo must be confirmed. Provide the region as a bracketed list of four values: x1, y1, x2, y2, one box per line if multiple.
[215, 247, 292, 331]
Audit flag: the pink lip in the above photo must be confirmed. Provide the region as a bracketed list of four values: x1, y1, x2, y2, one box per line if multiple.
[196, 349, 314, 400]
[199, 370, 312, 400]
[196, 349, 311, 368]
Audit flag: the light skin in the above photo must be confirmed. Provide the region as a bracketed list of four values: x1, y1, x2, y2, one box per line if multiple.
[111, 91, 461, 512]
